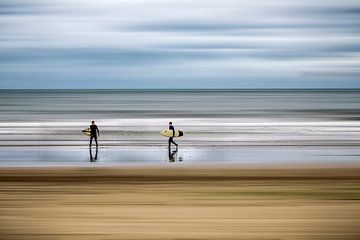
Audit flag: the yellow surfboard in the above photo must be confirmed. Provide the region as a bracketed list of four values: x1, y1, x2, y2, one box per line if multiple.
[82, 128, 91, 136]
[160, 129, 184, 138]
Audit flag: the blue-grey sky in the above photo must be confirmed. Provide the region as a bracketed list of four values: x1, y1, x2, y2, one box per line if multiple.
[0, 0, 360, 89]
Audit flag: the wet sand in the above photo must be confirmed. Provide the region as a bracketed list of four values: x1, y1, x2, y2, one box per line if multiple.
[0, 166, 360, 240]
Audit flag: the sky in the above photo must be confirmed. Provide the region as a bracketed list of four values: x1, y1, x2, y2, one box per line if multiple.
[0, 0, 360, 89]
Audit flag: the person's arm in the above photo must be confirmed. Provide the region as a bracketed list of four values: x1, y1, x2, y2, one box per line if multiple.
[170, 126, 175, 137]
[96, 126, 100, 136]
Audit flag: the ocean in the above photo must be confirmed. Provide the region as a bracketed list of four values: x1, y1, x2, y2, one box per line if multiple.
[0, 89, 359, 166]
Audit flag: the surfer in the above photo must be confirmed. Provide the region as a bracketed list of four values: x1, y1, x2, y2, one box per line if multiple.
[89, 120, 100, 147]
[168, 121, 178, 149]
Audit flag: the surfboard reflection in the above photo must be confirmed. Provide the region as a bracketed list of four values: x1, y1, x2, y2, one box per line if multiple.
[89, 147, 98, 162]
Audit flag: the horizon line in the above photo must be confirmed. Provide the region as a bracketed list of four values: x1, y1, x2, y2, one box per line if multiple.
[1, 88, 360, 91]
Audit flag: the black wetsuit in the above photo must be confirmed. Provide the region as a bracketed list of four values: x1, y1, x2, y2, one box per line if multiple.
[168, 125, 178, 148]
[89, 124, 99, 147]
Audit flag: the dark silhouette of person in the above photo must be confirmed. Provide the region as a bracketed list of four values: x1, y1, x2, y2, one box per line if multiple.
[168, 147, 178, 162]
[168, 121, 178, 149]
[89, 147, 98, 162]
[89, 120, 100, 147]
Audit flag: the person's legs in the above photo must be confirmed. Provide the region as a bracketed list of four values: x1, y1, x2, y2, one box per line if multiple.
[94, 136, 98, 147]
[168, 137, 172, 148]
[89, 136, 93, 147]
[169, 137, 178, 147]
[173, 138, 178, 147]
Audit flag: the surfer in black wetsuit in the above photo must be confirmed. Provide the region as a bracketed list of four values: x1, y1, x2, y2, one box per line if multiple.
[89, 120, 100, 148]
[168, 121, 178, 149]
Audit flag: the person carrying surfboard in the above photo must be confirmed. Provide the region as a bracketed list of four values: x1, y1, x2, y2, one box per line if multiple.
[168, 121, 178, 149]
[89, 120, 100, 147]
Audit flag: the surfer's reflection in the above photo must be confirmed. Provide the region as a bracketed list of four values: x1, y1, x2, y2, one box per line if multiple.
[168, 148, 177, 162]
[89, 147, 98, 162]
[168, 147, 182, 162]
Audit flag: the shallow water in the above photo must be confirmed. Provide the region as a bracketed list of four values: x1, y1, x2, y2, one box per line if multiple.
[0, 145, 359, 167]
[0, 89, 359, 166]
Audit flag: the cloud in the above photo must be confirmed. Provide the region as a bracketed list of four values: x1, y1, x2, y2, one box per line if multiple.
[0, 0, 360, 88]
[0, 1, 56, 15]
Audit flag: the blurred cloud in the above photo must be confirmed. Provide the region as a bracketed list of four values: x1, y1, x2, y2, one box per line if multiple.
[0, 0, 360, 88]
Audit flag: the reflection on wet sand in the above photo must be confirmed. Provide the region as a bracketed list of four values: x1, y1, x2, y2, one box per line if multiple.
[0, 167, 359, 240]
[89, 147, 98, 162]
[168, 147, 178, 162]
[167, 147, 183, 163]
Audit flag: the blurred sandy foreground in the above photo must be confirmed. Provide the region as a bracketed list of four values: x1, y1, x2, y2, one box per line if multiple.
[0, 167, 359, 240]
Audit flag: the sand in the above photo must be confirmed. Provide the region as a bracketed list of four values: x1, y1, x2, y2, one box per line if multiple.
[0, 166, 359, 240]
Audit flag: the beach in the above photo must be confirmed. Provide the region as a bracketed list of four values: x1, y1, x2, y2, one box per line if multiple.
[0, 90, 359, 239]
[0, 166, 360, 240]
[2, 0, 360, 237]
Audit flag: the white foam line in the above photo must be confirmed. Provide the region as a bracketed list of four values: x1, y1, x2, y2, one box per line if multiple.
[0, 118, 360, 127]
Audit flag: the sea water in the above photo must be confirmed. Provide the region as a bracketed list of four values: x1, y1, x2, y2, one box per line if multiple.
[0, 89, 359, 166]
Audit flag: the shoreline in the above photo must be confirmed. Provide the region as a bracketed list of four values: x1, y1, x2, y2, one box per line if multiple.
[0, 144, 359, 168]
[1, 166, 360, 179]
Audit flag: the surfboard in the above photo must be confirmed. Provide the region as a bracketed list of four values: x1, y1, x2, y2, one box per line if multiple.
[160, 129, 184, 138]
[82, 128, 91, 136]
